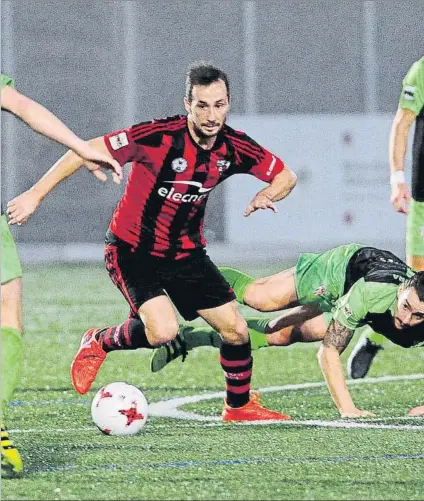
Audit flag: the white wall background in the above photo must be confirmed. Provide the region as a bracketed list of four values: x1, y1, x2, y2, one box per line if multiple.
[224, 115, 409, 258]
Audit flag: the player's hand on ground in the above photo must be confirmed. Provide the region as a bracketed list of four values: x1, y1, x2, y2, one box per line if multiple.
[77, 142, 123, 185]
[244, 193, 277, 217]
[7, 190, 41, 225]
[407, 404, 424, 417]
[340, 408, 376, 418]
[390, 183, 410, 214]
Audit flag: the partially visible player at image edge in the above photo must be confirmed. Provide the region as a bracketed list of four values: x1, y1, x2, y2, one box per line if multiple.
[1, 72, 122, 477]
[348, 57, 424, 418]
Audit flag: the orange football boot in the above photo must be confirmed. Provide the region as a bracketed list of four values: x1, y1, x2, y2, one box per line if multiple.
[222, 393, 291, 422]
[70, 328, 106, 395]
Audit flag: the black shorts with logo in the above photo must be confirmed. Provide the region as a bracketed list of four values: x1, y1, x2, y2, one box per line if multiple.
[104, 231, 235, 321]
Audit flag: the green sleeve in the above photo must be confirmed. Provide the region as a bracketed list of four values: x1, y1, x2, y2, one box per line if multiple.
[398, 57, 424, 115]
[1, 73, 15, 89]
[332, 279, 398, 330]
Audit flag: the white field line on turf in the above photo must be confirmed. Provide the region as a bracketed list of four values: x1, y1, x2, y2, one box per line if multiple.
[9, 419, 424, 435]
[9, 373, 424, 433]
[148, 373, 424, 425]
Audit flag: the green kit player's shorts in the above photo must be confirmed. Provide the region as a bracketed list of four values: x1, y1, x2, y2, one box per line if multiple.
[294, 243, 364, 312]
[1, 214, 23, 284]
[406, 198, 424, 256]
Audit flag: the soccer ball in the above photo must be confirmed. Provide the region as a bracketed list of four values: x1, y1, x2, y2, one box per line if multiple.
[91, 382, 149, 436]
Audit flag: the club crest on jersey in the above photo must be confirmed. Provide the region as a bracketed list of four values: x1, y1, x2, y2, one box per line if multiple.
[342, 304, 352, 318]
[171, 158, 187, 173]
[313, 283, 327, 296]
[216, 159, 231, 173]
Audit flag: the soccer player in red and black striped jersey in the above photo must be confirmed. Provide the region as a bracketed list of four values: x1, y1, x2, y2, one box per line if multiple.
[9, 63, 297, 421]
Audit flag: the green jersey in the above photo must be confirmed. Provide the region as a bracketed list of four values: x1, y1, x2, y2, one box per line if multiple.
[399, 57, 424, 116]
[1, 73, 15, 90]
[295, 244, 423, 348]
[399, 57, 424, 204]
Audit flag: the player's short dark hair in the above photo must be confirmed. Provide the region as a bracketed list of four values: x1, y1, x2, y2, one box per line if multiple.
[185, 62, 230, 102]
[405, 271, 424, 301]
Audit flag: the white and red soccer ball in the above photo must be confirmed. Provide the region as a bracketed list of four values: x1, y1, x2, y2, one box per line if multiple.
[91, 382, 149, 436]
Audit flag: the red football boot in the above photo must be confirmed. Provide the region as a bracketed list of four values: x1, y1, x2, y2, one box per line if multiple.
[222, 393, 291, 422]
[70, 328, 106, 395]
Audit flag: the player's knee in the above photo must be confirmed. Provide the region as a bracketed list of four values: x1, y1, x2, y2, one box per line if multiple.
[219, 315, 249, 345]
[1, 280, 22, 305]
[146, 318, 179, 346]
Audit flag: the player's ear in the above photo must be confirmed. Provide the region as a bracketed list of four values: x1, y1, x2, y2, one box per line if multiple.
[184, 97, 191, 115]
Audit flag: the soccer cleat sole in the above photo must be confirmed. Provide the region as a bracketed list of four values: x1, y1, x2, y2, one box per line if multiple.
[347, 338, 383, 379]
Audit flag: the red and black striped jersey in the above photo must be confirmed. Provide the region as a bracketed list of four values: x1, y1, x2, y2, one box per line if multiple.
[103, 114, 285, 260]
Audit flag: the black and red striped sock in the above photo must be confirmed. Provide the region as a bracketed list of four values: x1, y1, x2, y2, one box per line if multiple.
[97, 317, 154, 352]
[220, 341, 252, 408]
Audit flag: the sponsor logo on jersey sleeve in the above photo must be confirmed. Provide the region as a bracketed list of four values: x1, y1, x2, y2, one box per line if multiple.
[109, 132, 129, 150]
[403, 86, 416, 101]
[266, 155, 276, 176]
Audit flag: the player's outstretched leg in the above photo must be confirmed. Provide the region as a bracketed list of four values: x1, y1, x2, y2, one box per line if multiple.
[219, 267, 254, 304]
[347, 328, 384, 379]
[150, 325, 221, 373]
[1, 424, 23, 477]
[1, 278, 24, 477]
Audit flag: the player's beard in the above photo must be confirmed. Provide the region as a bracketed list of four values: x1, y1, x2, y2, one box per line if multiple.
[394, 315, 406, 330]
[193, 120, 224, 139]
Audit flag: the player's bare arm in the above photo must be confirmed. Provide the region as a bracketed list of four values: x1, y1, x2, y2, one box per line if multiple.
[318, 319, 375, 418]
[389, 107, 416, 214]
[323, 319, 355, 354]
[1, 85, 122, 182]
[7, 137, 113, 225]
[244, 167, 297, 217]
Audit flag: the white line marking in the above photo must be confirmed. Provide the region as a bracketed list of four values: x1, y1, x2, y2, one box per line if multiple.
[149, 373, 424, 427]
[8, 374, 424, 434]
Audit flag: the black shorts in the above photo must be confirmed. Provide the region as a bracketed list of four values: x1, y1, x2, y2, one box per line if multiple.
[104, 232, 236, 321]
[411, 115, 424, 201]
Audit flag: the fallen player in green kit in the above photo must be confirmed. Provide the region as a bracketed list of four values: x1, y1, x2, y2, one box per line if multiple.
[151, 243, 424, 418]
